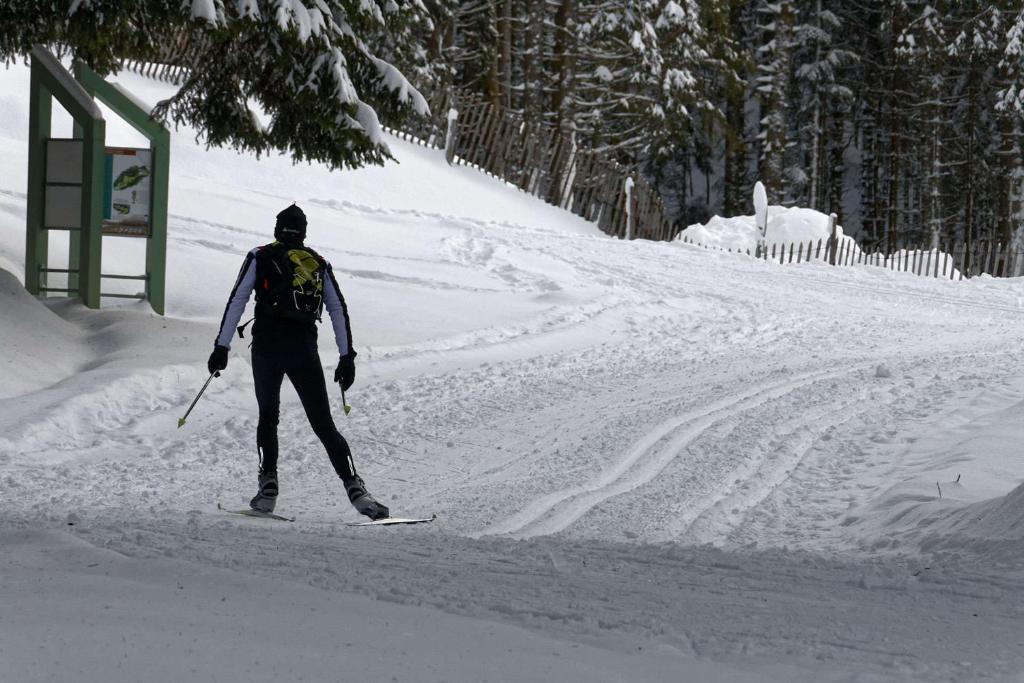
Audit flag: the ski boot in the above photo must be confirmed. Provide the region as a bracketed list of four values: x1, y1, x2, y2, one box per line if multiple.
[343, 475, 389, 520]
[250, 472, 279, 513]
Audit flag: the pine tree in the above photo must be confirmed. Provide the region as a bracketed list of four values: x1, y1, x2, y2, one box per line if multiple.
[719, 0, 754, 218]
[1, 1, 432, 170]
[550, 0, 577, 129]
[994, 5, 1024, 248]
[892, 1, 949, 245]
[449, 2, 501, 101]
[791, 0, 856, 214]
[754, 0, 796, 202]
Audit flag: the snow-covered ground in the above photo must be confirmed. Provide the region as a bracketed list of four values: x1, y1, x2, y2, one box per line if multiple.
[1, 63, 1023, 682]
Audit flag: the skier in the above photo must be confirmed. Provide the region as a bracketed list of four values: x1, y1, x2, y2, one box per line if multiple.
[207, 203, 389, 520]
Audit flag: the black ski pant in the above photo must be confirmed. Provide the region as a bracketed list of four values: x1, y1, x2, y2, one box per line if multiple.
[251, 340, 356, 481]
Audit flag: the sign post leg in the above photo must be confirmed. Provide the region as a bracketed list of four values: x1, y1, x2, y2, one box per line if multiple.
[79, 124, 105, 309]
[26, 68, 51, 296]
[147, 137, 169, 315]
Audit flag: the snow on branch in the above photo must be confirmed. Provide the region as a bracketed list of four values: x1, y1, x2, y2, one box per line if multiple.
[368, 55, 429, 117]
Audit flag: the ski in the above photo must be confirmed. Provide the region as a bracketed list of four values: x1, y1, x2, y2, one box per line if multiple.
[347, 514, 436, 527]
[217, 502, 295, 522]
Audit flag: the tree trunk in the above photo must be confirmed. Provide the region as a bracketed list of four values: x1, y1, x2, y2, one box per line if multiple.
[499, 0, 513, 109]
[550, 0, 574, 130]
[808, 0, 823, 211]
[722, 0, 747, 217]
[758, 0, 794, 199]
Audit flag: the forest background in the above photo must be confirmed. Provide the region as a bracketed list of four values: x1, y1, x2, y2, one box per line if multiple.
[4, 1, 1024, 250]
[406, 1, 1024, 252]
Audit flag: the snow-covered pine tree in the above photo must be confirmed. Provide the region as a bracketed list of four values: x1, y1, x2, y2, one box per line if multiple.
[994, 5, 1024, 249]
[446, 2, 501, 102]
[850, 0, 913, 247]
[366, 0, 455, 129]
[944, 1, 1006, 252]
[572, 1, 707, 164]
[999, 7, 1024, 114]
[791, 0, 856, 215]
[646, 0, 721, 221]
[549, 0, 577, 130]
[716, 0, 754, 218]
[896, 1, 950, 247]
[754, 0, 796, 202]
[0, 1, 431, 170]
[572, 1, 657, 158]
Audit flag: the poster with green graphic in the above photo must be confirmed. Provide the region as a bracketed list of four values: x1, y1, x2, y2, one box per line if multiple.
[103, 147, 152, 237]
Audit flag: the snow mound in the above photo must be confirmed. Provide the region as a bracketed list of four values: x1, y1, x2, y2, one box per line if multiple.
[0, 268, 87, 398]
[944, 482, 1024, 539]
[677, 206, 854, 253]
[918, 483, 1024, 562]
[676, 206, 966, 278]
[851, 477, 1024, 565]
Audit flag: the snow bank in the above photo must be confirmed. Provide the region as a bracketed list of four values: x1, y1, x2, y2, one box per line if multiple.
[942, 482, 1024, 541]
[0, 268, 88, 398]
[918, 483, 1024, 562]
[677, 206, 853, 254]
[677, 207, 966, 279]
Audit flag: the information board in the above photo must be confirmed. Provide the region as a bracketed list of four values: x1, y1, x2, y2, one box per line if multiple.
[102, 147, 152, 237]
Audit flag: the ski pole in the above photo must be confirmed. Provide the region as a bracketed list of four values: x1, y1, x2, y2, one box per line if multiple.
[178, 372, 217, 428]
[340, 386, 352, 416]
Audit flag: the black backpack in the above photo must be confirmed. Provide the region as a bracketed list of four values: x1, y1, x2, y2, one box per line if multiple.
[257, 243, 325, 323]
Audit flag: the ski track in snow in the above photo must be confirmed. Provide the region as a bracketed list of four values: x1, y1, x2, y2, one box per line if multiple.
[481, 365, 867, 538]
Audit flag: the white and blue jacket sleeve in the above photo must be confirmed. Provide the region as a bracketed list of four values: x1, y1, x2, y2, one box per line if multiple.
[322, 263, 354, 358]
[214, 248, 258, 349]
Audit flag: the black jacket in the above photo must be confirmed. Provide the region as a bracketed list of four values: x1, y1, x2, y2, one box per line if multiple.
[215, 241, 354, 355]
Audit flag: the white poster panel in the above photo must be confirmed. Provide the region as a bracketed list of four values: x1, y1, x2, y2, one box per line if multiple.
[104, 147, 152, 237]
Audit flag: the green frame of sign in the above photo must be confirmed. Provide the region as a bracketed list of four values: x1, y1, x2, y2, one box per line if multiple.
[25, 45, 169, 315]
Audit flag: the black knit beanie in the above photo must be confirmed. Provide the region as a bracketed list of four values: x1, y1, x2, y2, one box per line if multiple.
[275, 204, 307, 243]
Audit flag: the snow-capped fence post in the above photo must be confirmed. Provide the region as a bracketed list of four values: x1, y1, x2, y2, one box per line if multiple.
[444, 107, 459, 165]
[827, 213, 838, 266]
[753, 181, 768, 258]
[623, 176, 635, 240]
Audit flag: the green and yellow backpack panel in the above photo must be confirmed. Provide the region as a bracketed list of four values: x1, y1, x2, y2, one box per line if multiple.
[258, 243, 326, 323]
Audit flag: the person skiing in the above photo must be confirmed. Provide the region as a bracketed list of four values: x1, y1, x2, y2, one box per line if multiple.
[207, 203, 389, 520]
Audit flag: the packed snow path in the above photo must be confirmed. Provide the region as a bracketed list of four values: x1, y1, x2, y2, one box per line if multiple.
[4, 231, 1024, 681]
[2, 65, 1023, 681]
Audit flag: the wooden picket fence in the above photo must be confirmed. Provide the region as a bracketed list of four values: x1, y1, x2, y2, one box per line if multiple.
[119, 32, 199, 84]
[680, 232, 1024, 281]
[388, 90, 677, 242]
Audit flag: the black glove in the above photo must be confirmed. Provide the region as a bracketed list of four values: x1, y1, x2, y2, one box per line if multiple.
[207, 345, 229, 376]
[335, 352, 356, 391]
